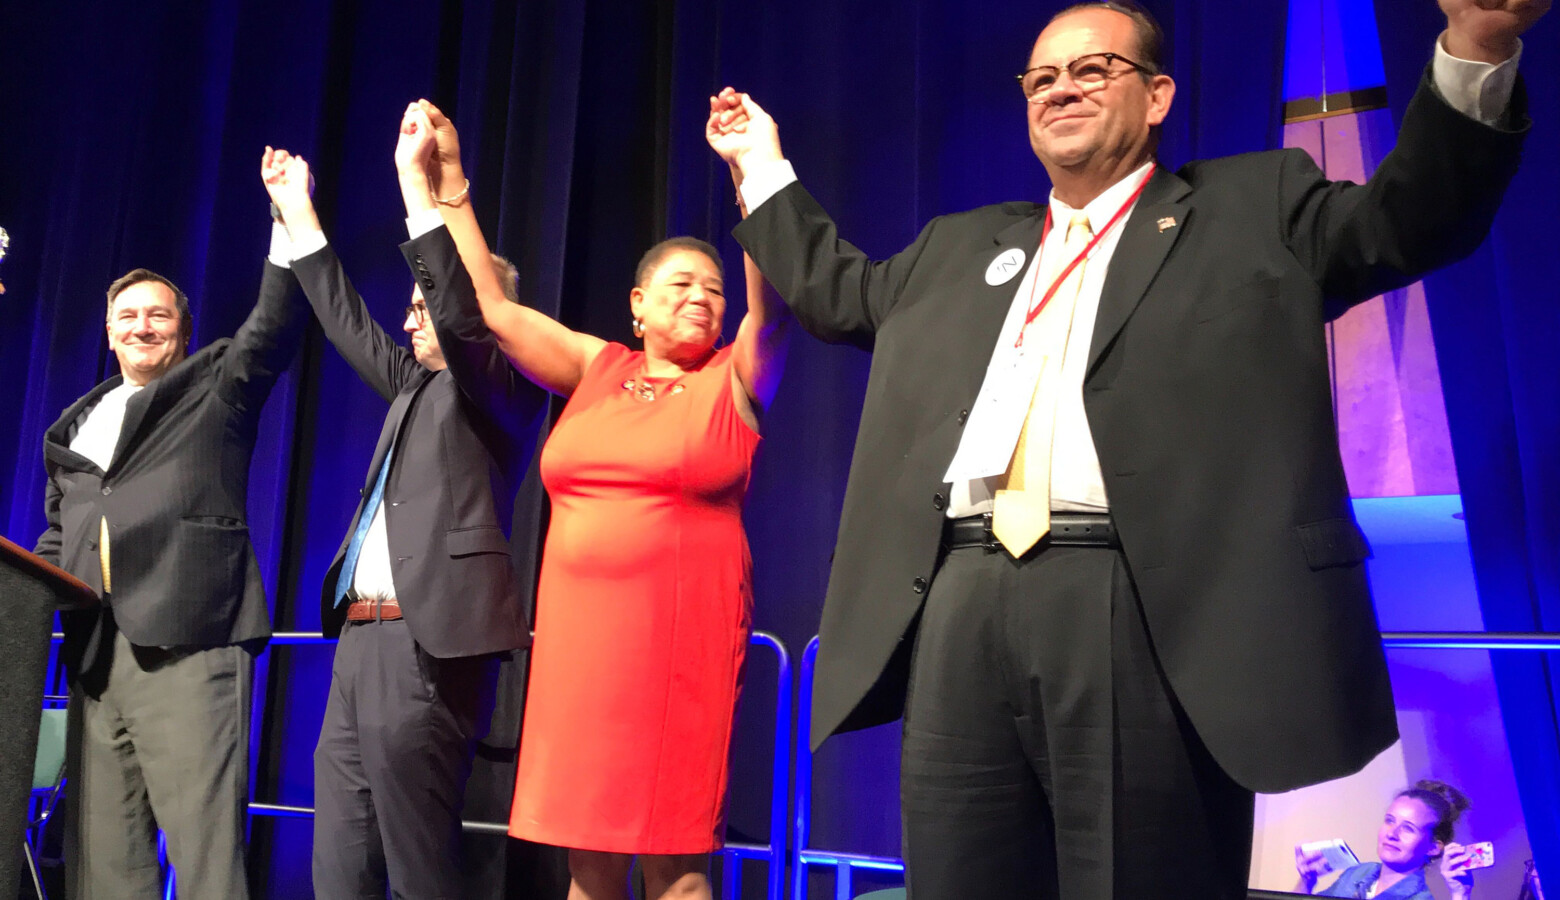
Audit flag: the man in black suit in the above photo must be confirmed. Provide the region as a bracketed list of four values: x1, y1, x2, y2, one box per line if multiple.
[34, 231, 307, 897]
[261, 107, 544, 898]
[707, 0, 1545, 896]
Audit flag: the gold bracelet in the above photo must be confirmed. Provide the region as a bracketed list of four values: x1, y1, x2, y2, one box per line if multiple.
[435, 178, 471, 205]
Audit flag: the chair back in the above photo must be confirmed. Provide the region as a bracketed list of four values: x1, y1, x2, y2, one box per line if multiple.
[32, 708, 66, 791]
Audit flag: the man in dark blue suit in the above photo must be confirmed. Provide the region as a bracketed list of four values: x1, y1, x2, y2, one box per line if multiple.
[262, 106, 544, 899]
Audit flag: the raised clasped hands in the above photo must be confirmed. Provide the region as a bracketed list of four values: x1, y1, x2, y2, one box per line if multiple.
[396, 100, 467, 215]
[1440, 0, 1550, 63]
[396, 102, 438, 182]
[705, 87, 783, 178]
[261, 146, 319, 231]
[409, 99, 465, 201]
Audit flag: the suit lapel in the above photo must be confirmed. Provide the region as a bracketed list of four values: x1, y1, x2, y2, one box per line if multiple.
[109, 378, 160, 469]
[977, 206, 1047, 345]
[106, 351, 206, 470]
[43, 378, 121, 472]
[1087, 167, 1192, 374]
[361, 369, 435, 494]
[992, 209, 1046, 260]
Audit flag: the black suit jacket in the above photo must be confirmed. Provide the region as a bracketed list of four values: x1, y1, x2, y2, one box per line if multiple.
[734, 71, 1527, 792]
[35, 261, 307, 653]
[292, 227, 545, 659]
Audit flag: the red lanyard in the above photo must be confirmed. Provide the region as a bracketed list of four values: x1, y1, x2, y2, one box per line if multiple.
[1016, 164, 1156, 348]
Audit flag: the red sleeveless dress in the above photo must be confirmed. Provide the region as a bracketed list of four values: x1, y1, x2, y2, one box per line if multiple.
[509, 343, 759, 854]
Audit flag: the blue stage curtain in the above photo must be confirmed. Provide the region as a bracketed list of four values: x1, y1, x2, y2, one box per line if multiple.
[1374, 1, 1560, 883]
[0, 1, 1286, 896]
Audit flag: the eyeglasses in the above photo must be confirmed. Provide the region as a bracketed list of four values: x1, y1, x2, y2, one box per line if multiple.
[404, 303, 429, 325]
[1017, 52, 1156, 104]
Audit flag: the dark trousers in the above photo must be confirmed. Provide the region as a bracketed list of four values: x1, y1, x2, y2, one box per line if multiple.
[312, 617, 500, 900]
[900, 544, 1254, 900]
[66, 623, 254, 900]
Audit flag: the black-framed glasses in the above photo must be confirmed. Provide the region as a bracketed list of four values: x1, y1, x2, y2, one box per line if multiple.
[404, 302, 429, 325]
[1017, 52, 1156, 103]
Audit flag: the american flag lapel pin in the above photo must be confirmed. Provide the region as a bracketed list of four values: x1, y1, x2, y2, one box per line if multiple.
[1157, 216, 1177, 233]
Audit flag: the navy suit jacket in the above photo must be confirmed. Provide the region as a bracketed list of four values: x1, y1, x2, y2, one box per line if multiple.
[292, 226, 545, 658]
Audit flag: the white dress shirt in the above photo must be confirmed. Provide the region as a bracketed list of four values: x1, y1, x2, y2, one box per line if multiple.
[69, 382, 144, 471]
[737, 38, 1520, 518]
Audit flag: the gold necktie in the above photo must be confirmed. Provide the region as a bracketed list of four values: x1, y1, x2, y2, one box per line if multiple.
[992, 212, 1093, 557]
[99, 515, 112, 595]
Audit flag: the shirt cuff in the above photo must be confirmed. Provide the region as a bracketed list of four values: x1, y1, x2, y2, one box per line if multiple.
[290, 229, 328, 261]
[738, 159, 799, 213]
[266, 222, 294, 268]
[406, 208, 444, 239]
[1433, 35, 1521, 125]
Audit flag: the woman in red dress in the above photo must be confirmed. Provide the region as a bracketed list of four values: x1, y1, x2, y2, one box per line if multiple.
[405, 102, 790, 899]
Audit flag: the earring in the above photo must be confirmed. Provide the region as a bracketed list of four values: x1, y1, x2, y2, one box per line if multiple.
[632, 317, 644, 338]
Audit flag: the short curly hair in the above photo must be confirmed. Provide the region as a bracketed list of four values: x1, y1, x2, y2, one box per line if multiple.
[634, 237, 723, 288]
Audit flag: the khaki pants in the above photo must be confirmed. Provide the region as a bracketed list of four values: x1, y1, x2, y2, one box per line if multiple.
[66, 624, 254, 900]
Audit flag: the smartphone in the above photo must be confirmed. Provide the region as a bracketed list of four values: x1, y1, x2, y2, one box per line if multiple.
[1464, 841, 1495, 870]
[1300, 839, 1361, 875]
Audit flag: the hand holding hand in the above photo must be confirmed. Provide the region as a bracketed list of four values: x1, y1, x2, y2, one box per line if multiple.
[1440, 0, 1550, 63]
[417, 99, 466, 199]
[395, 103, 437, 180]
[1440, 843, 1476, 899]
[261, 147, 317, 226]
[706, 87, 784, 177]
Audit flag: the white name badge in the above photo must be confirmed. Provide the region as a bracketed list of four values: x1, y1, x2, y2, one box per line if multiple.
[985, 248, 1027, 286]
[943, 346, 1050, 483]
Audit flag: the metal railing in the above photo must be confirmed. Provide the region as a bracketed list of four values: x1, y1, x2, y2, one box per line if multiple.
[716, 631, 793, 900]
[791, 637, 904, 900]
[1379, 632, 1560, 650]
[46, 628, 794, 899]
[45, 627, 1560, 899]
[786, 631, 1560, 899]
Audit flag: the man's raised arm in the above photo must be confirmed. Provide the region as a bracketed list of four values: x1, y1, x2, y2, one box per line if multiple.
[392, 103, 545, 436]
[219, 159, 310, 412]
[262, 147, 420, 401]
[708, 88, 916, 348]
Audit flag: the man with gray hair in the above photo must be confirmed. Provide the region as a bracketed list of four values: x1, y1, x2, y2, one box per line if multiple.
[261, 104, 544, 899]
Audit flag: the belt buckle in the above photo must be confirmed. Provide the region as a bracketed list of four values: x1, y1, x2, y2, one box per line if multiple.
[979, 513, 1000, 553]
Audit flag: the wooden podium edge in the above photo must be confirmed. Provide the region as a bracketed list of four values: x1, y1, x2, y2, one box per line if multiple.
[0, 533, 98, 608]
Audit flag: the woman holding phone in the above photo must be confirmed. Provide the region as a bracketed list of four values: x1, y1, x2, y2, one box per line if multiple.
[1295, 779, 1479, 899]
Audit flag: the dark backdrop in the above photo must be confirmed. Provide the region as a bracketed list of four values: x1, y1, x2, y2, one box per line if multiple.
[1, 1, 1551, 896]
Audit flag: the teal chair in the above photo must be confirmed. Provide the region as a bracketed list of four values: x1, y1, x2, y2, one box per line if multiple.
[855, 890, 906, 899]
[24, 707, 68, 900]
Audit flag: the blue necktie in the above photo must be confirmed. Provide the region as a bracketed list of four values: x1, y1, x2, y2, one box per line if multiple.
[333, 445, 394, 607]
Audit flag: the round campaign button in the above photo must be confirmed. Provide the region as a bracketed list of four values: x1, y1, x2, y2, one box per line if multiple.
[985, 248, 1026, 286]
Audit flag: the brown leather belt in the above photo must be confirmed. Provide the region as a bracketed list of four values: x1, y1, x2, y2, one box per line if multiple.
[942, 512, 1119, 552]
[345, 596, 402, 621]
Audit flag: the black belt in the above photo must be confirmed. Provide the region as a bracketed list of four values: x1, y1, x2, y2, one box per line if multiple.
[942, 512, 1119, 552]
